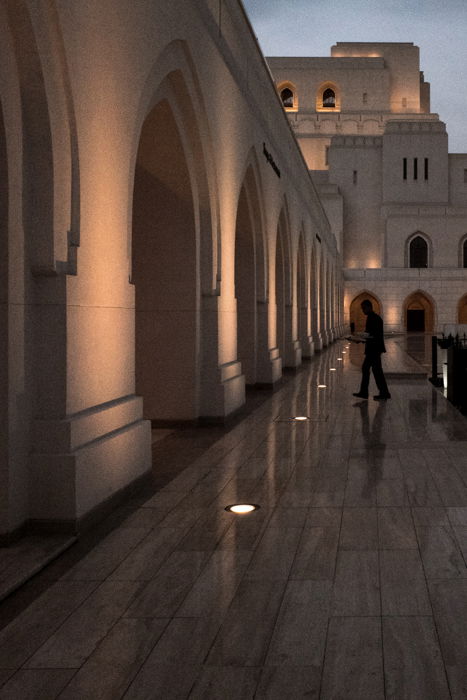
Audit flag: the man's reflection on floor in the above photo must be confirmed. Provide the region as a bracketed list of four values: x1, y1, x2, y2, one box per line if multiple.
[354, 399, 387, 486]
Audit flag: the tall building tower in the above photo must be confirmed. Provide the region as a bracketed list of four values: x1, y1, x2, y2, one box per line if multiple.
[269, 43, 467, 332]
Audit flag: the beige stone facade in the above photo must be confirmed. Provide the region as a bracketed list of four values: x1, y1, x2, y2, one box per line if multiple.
[0, 0, 343, 538]
[269, 43, 467, 334]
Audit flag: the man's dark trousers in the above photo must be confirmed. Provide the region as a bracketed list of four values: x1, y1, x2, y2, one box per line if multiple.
[359, 351, 390, 397]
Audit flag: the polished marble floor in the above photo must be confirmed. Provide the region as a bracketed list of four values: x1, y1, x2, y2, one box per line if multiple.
[1, 338, 467, 699]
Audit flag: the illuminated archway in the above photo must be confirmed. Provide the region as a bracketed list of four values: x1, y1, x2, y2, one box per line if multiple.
[235, 163, 266, 385]
[275, 208, 292, 366]
[132, 97, 199, 422]
[297, 233, 309, 357]
[350, 291, 381, 332]
[277, 81, 298, 111]
[316, 81, 341, 112]
[404, 291, 434, 332]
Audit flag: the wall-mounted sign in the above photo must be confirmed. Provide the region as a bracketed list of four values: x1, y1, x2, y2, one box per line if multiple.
[263, 143, 281, 178]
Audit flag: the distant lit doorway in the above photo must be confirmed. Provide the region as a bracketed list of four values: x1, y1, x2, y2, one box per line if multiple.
[404, 291, 434, 333]
[349, 292, 381, 332]
[407, 309, 425, 332]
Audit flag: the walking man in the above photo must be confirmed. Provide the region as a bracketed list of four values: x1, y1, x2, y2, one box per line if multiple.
[352, 299, 391, 401]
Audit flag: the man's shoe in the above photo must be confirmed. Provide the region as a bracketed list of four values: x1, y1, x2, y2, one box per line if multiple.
[353, 392, 368, 399]
[374, 394, 391, 400]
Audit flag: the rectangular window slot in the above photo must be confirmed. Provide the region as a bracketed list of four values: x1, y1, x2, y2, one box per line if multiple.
[424, 158, 429, 180]
[325, 145, 329, 165]
[362, 92, 368, 104]
[464, 169, 467, 183]
[403, 158, 407, 180]
[353, 170, 358, 184]
[414, 158, 418, 180]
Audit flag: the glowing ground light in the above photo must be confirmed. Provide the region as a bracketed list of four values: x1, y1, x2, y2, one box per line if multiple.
[318, 384, 327, 388]
[330, 368, 336, 371]
[225, 504, 259, 514]
[337, 358, 343, 361]
[292, 416, 309, 421]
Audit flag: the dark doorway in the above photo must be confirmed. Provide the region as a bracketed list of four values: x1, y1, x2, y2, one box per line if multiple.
[407, 309, 425, 332]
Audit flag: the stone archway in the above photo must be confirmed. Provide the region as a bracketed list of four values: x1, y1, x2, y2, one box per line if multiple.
[235, 164, 266, 386]
[404, 291, 434, 332]
[132, 98, 199, 422]
[349, 292, 381, 333]
[297, 234, 308, 357]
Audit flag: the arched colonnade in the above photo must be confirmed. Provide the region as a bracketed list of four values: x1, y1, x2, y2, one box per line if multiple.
[0, 3, 344, 538]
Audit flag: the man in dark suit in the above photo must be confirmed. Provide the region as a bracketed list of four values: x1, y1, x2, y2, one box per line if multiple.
[352, 299, 391, 401]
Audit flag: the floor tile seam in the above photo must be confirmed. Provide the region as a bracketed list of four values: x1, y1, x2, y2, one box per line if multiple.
[246, 508, 310, 669]
[20, 585, 169, 674]
[0, 577, 104, 666]
[188, 552, 264, 668]
[423, 456, 467, 510]
[105, 616, 174, 700]
[257, 555, 305, 669]
[409, 497, 463, 692]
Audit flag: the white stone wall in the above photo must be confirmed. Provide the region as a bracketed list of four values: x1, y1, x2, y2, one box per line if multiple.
[345, 268, 467, 332]
[0, 0, 343, 536]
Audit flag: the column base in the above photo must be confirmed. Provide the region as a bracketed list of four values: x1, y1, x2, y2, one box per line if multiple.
[30, 395, 152, 527]
[301, 335, 315, 360]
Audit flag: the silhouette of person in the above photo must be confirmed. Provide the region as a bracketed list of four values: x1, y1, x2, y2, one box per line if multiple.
[352, 299, 391, 401]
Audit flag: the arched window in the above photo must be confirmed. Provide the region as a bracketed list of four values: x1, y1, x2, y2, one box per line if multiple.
[463, 238, 467, 268]
[280, 87, 294, 109]
[409, 236, 428, 268]
[323, 88, 336, 108]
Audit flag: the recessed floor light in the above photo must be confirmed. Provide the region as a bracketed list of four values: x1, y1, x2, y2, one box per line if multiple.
[330, 368, 336, 371]
[337, 358, 343, 361]
[318, 384, 327, 388]
[292, 416, 309, 421]
[225, 504, 260, 514]
[342, 351, 346, 354]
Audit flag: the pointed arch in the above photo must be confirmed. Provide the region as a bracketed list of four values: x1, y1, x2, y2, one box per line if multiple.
[350, 291, 382, 333]
[131, 40, 219, 296]
[131, 42, 219, 422]
[274, 201, 292, 365]
[310, 242, 319, 346]
[406, 231, 431, 268]
[297, 230, 309, 356]
[277, 80, 298, 111]
[316, 81, 341, 112]
[234, 150, 268, 385]
[404, 290, 435, 332]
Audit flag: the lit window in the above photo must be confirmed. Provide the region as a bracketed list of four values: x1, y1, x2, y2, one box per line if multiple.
[323, 88, 336, 108]
[280, 88, 294, 109]
[409, 236, 428, 268]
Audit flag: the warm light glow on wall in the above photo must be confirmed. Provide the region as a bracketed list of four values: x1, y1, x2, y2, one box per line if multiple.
[385, 304, 400, 327]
